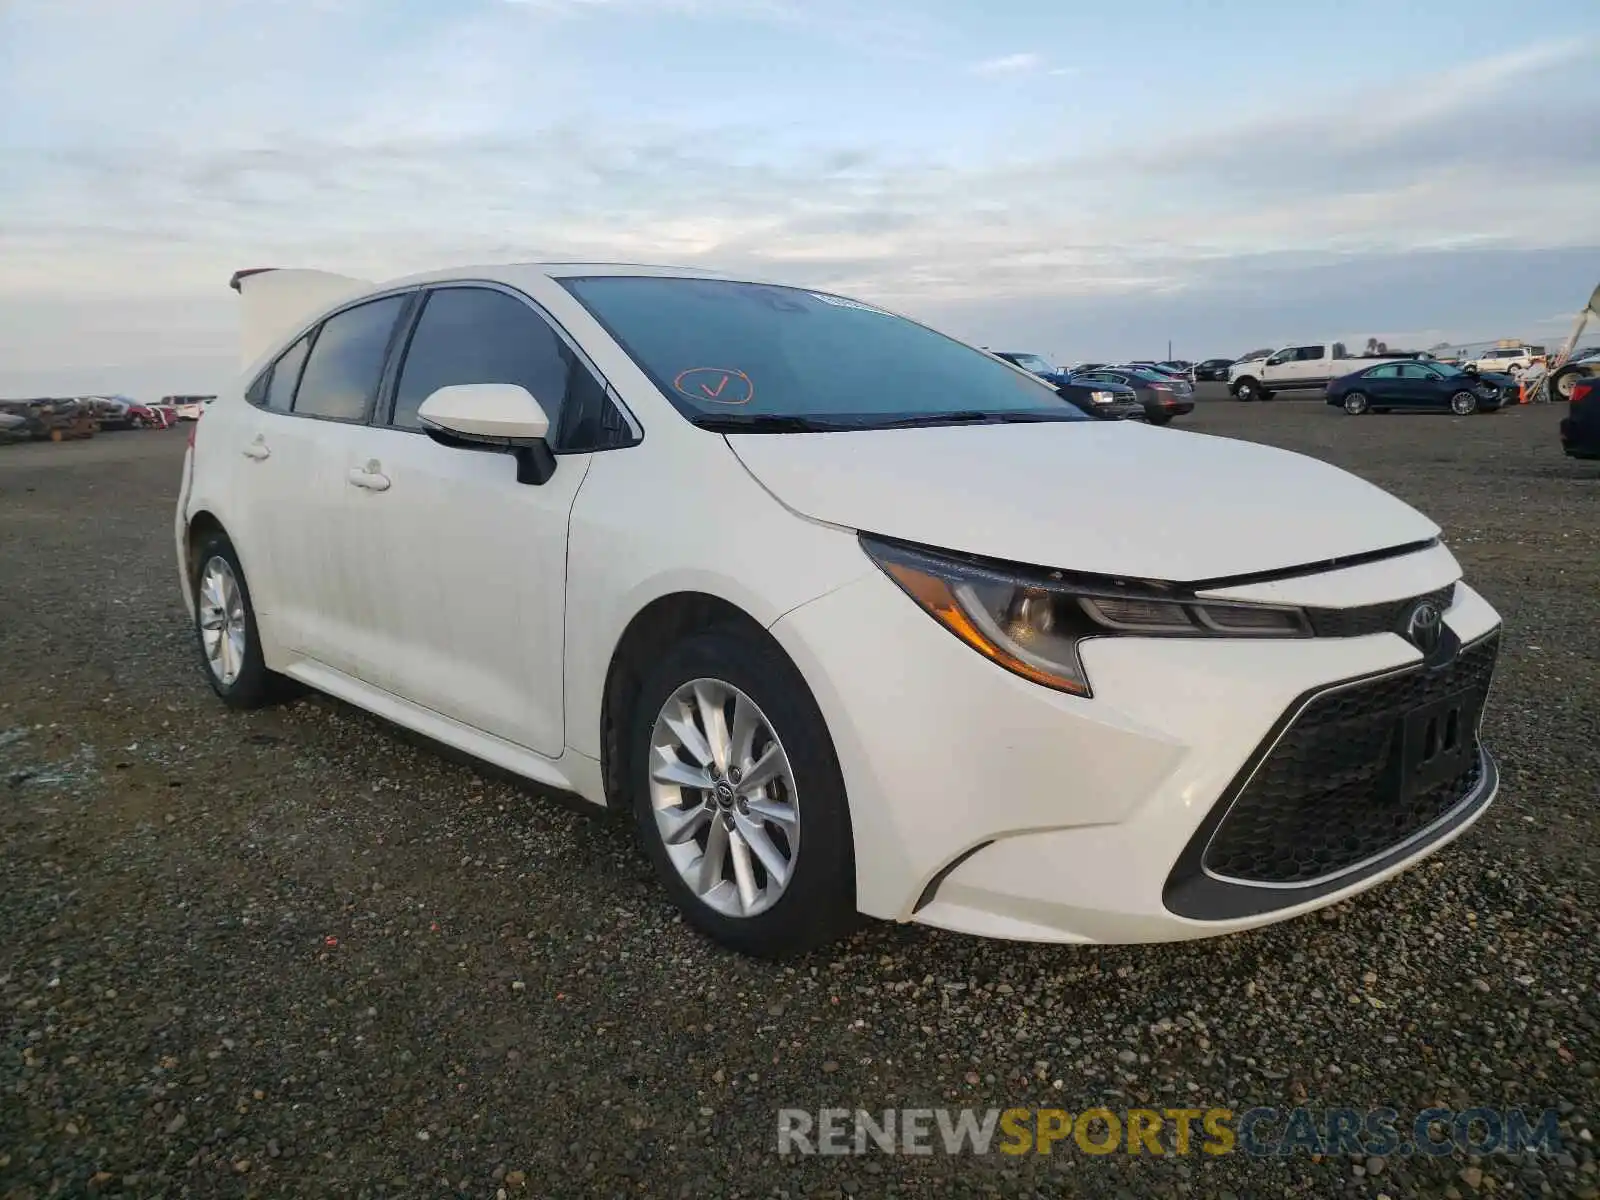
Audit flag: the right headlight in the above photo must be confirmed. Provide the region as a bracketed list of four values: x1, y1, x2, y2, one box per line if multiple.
[861, 536, 1311, 697]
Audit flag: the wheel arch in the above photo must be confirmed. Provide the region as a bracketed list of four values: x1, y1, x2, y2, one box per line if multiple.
[599, 591, 779, 812]
[180, 509, 229, 606]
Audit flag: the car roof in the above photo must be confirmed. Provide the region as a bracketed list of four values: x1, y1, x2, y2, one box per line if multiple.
[379, 261, 784, 291]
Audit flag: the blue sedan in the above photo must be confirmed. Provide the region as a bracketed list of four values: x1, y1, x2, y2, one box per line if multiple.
[1325, 360, 1508, 416]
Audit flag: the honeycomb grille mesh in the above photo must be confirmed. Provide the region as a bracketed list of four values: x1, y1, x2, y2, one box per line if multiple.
[1202, 633, 1499, 885]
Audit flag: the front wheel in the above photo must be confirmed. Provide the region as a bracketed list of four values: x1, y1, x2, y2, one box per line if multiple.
[1342, 391, 1370, 415]
[1450, 390, 1479, 416]
[1232, 378, 1259, 401]
[1147, 412, 1173, 426]
[630, 628, 858, 958]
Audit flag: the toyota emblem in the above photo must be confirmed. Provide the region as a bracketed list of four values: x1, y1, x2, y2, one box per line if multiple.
[1405, 599, 1444, 653]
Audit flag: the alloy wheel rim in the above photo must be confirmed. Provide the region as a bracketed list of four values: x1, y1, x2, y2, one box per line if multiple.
[647, 678, 799, 918]
[198, 556, 247, 686]
[1451, 392, 1475, 415]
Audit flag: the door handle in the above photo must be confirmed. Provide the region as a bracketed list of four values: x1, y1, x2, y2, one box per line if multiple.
[347, 461, 391, 492]
[242, 437, 270, 461]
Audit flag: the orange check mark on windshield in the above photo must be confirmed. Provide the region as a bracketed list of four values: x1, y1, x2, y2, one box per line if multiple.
[699, 374, 730, 399]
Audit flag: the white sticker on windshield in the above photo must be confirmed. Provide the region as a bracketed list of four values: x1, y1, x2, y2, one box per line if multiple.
[809, 292, 888, 314]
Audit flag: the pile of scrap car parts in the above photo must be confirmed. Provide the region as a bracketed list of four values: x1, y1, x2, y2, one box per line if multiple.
[0, 398, 99, 442]
[1534, 281, 1600, 402]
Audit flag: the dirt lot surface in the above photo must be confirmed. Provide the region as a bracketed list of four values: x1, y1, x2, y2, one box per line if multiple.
[2, 398, 1597, 1199]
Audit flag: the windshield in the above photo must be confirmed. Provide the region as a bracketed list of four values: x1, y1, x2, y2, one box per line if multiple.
[561, 276, 1087, 429]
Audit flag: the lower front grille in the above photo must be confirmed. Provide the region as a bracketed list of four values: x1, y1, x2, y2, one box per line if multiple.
[1198, 632, 1499, 887]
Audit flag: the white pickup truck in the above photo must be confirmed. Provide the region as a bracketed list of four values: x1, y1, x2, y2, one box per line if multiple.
[1228, 342, 1404, 401]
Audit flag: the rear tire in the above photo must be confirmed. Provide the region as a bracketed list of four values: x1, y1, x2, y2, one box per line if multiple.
[190, 530, 285, 709]
[1552, 366, 1586, 400]
[629, 627, 858, 958]
[1342, 392, 1370, 415]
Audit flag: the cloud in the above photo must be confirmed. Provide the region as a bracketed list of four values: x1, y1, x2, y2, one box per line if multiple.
[2, 7, 1598, 394]
[970, 52, 1043, 75]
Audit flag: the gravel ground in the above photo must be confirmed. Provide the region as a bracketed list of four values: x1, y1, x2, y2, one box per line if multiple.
[2, 396, 1597, 1199]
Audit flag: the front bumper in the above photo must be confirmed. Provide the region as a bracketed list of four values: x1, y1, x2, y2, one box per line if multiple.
[769, 552, 1501, 944]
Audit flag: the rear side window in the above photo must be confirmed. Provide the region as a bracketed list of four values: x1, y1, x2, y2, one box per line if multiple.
[294, 296, 407, 421]
[261, 336, 311, 411]
[1298, 346, 1326, 361]
[1366, 364, 1401, 378]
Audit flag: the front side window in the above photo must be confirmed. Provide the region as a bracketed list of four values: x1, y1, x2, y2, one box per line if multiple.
[560, 276, 1085, 430]
[294, 295, 408, 421]
[1399, 363, 1436, 379]
[391, 287, 578, 431]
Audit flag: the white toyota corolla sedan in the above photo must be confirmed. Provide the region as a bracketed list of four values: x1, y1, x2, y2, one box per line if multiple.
[175, 262, 1502, 957]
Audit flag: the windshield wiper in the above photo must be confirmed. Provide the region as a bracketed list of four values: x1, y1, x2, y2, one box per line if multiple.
[868, 410, 1079, 429]
[689, 413, 851, 433]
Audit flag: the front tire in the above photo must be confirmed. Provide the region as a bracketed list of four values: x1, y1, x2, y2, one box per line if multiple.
[629, 628, 857, 958]
[191, 530, 282, 709]
[1147, 412, 1173, 426]
[1233, 378, 1259, 401]
[1450, 390, 1479, 416]
[1342, 391, 1370, 415]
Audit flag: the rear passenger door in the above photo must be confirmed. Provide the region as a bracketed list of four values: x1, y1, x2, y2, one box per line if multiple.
[338, 284, 625, 757]
[1293, 345, 1328, 385]
[256, 292, 413, 673]
[1359, 363, 1404, 405]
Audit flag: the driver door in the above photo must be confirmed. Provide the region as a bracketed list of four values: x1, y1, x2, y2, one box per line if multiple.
[336, 284, 616, 758]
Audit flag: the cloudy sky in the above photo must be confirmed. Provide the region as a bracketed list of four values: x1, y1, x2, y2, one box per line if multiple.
[2, 0, 1598, 397]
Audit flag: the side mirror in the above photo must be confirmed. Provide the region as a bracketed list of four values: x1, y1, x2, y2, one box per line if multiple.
[417, 383, 557, 485]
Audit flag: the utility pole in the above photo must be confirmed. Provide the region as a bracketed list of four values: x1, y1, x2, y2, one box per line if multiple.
[1167, 339, 1173, 361]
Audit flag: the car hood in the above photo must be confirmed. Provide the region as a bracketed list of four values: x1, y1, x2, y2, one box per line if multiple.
[725, 421, 1439, 582]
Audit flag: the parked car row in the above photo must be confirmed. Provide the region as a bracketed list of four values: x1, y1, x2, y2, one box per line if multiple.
[989, 353, 1193, 425]
[0, 394, 210, 446]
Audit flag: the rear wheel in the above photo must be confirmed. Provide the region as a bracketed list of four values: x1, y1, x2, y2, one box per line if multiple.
[630, 628, 857, 958]
[1552, 366, 1586, 400]
[1342, 391, 1370, 415]
[1450, 390, 1479, 416]
[191, 530, 285, 708]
